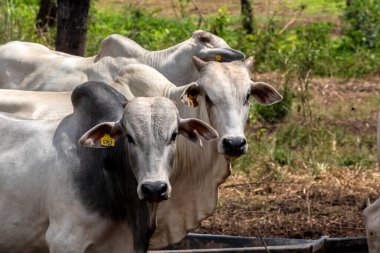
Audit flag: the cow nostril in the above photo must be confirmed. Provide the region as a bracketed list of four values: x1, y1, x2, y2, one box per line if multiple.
[157, 183, 168, 195]
[141, 184, 153, 198]
[222, 138, 233, 147]
[240, 138, 247, 147]
[222, 137, 247, 156]
[141, 181, 168, 202]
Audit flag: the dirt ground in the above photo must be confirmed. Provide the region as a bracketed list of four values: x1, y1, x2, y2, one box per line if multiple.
[194, 168, 380, 239]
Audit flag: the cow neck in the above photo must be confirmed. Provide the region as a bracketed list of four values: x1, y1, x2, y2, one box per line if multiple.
[174, 95, 226, 179]
[150, 93, 231, 249]
[141, 39, 199, 85]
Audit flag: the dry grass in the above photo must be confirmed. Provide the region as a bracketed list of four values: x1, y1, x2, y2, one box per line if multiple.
[195, 166, 380, 238]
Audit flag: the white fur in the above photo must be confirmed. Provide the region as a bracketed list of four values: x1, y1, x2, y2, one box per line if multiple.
[0, 30, 240, 90]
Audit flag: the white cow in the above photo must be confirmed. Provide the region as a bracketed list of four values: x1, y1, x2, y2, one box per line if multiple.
[0, 30, 244, 91]
[0, 82, 217, 252]
[0, 59, 282, 249]
[363, 112, 380, 253]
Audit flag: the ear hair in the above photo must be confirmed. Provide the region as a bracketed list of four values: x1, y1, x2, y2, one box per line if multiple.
[180, 82, 200, 108]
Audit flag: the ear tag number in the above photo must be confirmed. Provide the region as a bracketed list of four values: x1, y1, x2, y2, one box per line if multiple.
[215, 55, 222, 61]
[100, 133, 115, 147]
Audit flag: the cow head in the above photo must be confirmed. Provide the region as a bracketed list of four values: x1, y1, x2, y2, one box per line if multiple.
[190, 30, 245, 63]
[78, 97, 217, 202]
[179, 57, 282, 158]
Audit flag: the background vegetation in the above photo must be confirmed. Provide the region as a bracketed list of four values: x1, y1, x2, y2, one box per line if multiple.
[0, 0, 379, 182]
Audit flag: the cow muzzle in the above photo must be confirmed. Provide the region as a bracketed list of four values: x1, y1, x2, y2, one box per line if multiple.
[220, 136, 247, 158]
[140, 181, 170, 203]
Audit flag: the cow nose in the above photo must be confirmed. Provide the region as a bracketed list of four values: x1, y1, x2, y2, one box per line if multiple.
[141, 181, 168, 202]
[222, 137, 247, 157]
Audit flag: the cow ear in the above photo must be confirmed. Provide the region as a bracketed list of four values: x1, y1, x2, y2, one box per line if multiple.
[79, 122, 123, 148]
[178, 118, 218, 147]
[244, 56, 254, 70]
[250, 82, 283, 105]
[180, 82, 200, 108]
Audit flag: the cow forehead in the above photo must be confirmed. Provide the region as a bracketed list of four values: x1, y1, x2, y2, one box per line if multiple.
[200, 62, 252, 98]
[192, 30, 229, 47]
[122, 97, 178, 139]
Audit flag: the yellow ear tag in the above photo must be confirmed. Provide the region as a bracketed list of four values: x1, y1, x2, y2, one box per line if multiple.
[100, 133, 115, 147]
[215, 55, 222, 61]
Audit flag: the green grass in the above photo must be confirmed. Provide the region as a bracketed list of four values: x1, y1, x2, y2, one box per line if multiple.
[284, 0, 345, 16]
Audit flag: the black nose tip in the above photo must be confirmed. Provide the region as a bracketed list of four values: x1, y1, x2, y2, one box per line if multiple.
[222, 137, 247, 157]
[141, 181, 168, 202]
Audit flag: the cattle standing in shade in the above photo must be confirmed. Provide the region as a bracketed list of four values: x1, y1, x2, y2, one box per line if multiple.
[0, 82, 217, 253]
[0, 30, 244, 91]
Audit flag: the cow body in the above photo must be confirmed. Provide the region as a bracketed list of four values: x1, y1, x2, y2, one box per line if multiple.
[0, 82, 216, 252]
[0, 30, 244, 91]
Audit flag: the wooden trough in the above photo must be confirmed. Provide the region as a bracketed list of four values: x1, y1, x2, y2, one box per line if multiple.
[153, 233, 368, 253]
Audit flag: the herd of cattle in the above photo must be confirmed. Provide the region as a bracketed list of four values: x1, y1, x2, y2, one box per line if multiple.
[0, 29, 378, 253]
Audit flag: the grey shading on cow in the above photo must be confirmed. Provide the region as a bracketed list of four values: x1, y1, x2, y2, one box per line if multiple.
[0, 30, 244, 91]
[0, 82, 217, 253]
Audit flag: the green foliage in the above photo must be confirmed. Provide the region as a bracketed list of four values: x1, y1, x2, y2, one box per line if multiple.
[87, 6, 197, 55]
[0, 0, 55, 46]
[343, 0, 380, 49]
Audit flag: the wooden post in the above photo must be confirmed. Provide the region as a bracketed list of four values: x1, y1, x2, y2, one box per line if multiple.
[36, 0, 57, 32]
[241, 0, 254, 34]
[55, 0, 90, 56]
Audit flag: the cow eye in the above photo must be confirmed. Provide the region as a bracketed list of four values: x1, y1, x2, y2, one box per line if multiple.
[200, 36, 211, 43]
[126, 134, 135, 144]
[171, 132, 178, 142]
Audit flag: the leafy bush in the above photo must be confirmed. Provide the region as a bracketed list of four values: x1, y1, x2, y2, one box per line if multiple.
[343, 0, 380, 49]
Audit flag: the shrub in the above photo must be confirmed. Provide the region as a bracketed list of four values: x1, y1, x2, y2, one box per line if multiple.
[343, 0, 380, 49]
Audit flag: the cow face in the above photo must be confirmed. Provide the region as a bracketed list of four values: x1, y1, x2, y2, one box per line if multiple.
[78, 97, 217, 203]
[181, 57, 282, 158]
[190, 30, 245, 62]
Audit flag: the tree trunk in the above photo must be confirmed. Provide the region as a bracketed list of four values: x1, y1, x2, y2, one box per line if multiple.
[241, 0, 254, 34]
[36, 0, 57, 32]
[56, 0, 90, 56]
